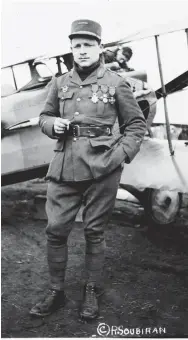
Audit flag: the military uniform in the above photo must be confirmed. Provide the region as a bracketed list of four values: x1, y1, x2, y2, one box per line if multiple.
[39, 63, 146, 290]
[40, 65, 145, 181]
[31, 18, 146, 320]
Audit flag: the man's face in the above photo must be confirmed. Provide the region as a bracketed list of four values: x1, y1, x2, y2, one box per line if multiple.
[71, 36, 102, 68]
[116, 49, 129, 64]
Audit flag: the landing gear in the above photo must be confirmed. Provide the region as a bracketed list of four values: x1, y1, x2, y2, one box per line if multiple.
[144, 189, 182, 226]
[118, 184, 182, 227]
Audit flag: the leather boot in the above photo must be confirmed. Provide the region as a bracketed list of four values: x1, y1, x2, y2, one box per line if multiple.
[79, 282, 99, 319]
[30, 289, 66, 317]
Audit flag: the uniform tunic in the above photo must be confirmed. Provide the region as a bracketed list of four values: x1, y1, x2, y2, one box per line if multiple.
[39, 64, 146, 182]
[39, 62, 146, 290]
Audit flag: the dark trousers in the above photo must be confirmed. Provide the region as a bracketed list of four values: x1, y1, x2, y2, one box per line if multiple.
[45, 166, 122, 290]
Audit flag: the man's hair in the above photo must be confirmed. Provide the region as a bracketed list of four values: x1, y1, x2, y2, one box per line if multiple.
[121, 46, 133, 60]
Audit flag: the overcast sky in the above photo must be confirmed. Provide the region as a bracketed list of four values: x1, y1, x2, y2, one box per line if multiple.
[1, 0, 188, 89]
[2, 0, 188, 60]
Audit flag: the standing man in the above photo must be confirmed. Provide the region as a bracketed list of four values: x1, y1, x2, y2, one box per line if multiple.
[30, 19, 146, 320]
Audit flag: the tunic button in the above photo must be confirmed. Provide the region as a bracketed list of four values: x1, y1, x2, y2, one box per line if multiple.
[77, 98, 81, 101]
[73, 137, 77, 141]
[75, 111, 79, 115]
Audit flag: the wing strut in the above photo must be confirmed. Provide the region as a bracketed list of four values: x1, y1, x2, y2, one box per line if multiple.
[186, 28, 188, 48]
[155, 35, 174, 156]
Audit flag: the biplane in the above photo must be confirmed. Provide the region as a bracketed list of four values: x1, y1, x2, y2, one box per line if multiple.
[1, 22, 188, 225]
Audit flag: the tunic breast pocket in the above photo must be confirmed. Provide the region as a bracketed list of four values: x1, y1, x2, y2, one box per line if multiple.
[95, 90, 116, 118]
[88, 90, 105, 117]
[58, 91, 74, 117]
[97, 95, 105, 117]
[97, 97, 117, 120]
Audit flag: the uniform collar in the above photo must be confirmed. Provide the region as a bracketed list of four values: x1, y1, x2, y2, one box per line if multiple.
[69, 63, 106, 86]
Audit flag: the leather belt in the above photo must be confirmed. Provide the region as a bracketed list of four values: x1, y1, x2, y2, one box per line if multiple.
[67, 125, 112, 137]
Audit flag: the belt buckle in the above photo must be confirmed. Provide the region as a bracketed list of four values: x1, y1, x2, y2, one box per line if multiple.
[73, 125, 80, 137]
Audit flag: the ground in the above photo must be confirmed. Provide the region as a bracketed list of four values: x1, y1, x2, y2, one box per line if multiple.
[1, 180, 188, 338]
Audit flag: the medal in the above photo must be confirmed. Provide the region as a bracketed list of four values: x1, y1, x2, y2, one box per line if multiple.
[61, 85, 68, 93]
[109, 97, 115, 104]
[109, 86, 116, 104]
[103, 94, 108, 103]
[91, 93, 99, 103]
[101, 84, 109, 103]
[91, 84, 99, 103]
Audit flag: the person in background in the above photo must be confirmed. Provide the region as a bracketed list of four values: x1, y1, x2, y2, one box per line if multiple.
[30, 19, 146, 320]
[104, 46, 134, 72]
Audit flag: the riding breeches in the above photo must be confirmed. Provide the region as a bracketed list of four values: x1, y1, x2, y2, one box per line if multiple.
[45, 166, 122, 290]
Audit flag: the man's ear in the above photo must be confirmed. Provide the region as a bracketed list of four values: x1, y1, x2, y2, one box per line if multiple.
[99, 44, 104, 54]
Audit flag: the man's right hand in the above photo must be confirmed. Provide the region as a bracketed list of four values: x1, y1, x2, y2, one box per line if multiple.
[53, 118, 71, 134]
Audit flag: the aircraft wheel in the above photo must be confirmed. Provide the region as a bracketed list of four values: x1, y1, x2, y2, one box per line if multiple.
[144, 188, 182, 226]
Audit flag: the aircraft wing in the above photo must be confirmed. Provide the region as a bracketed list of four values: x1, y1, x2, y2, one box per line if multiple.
[155, 71, 188, 99]
[104, 20, 188, 48]
[1, 52, 72, 69]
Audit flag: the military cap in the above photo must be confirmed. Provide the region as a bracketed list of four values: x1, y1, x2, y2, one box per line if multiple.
[69, 19, 102, 41]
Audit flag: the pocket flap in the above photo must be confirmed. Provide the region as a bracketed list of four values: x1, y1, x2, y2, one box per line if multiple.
[58, 91, 74, 100]
[89, 134, 123, 150]
[54, 139, 65, 151]
[89, 136, 115, 150]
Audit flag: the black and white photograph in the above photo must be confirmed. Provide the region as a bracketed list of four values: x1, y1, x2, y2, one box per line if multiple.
[1, 0, 188, 338]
